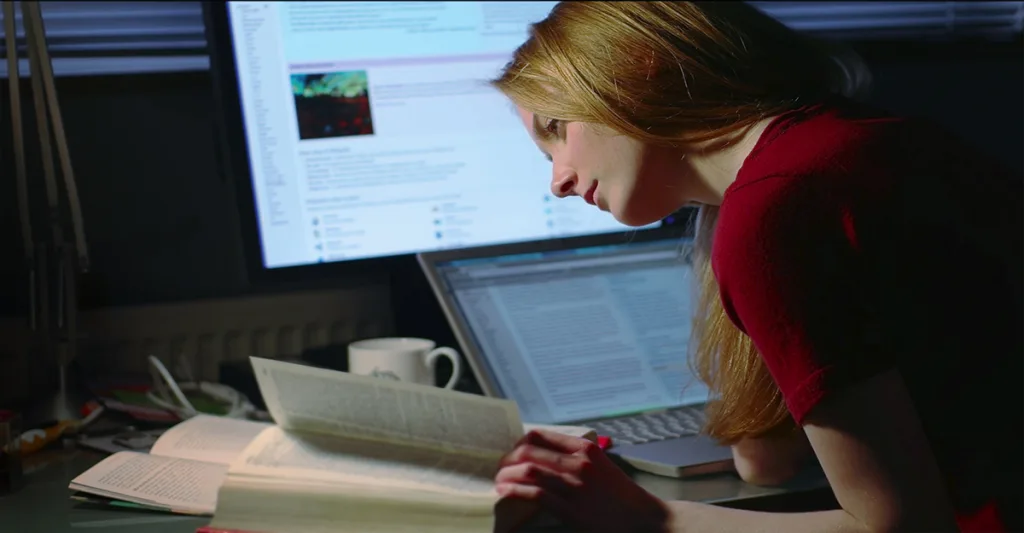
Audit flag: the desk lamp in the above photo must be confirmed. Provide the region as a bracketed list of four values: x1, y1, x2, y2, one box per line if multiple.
[3, 1, 89, 422]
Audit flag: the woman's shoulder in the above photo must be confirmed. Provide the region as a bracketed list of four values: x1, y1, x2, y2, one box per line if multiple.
[733, 96, 925, 192]
[725, 94, 1019, 236]
[711, 98, 912, 292]
[720, 94, 1007, 241]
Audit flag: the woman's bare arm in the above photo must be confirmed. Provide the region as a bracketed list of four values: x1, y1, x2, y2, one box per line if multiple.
[731, 427, 813, 486]
[663, 370, 959, 533]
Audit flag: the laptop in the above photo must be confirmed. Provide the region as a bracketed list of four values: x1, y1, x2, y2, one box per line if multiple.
[417, 230, 734, 478]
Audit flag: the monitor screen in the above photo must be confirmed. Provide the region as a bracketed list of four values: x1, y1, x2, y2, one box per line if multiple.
[222, 1, 656, 270]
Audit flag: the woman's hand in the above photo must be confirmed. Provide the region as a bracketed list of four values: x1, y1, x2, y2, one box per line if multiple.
[495, 429, 669, 532]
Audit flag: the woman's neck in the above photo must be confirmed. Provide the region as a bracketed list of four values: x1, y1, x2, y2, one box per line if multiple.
[682, 117, 777, 205]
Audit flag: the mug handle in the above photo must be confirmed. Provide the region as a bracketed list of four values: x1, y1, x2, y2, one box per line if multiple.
[424, 347, 463, 390]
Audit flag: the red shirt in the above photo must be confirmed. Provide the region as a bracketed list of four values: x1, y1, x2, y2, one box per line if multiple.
[713, 97, 1022, 532]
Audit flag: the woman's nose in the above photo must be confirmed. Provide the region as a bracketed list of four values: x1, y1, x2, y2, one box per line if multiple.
[551, 171, 578, 199]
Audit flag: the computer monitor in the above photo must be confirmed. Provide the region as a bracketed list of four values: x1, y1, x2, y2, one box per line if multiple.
[204, 1, 673, 282]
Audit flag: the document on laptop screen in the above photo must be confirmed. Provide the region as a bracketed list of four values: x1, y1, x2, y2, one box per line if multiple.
[442, 241, 711, 424]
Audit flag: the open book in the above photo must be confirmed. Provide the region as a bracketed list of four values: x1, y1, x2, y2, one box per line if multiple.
[69, 414, 271, 514]
[70, 358, 595, 531]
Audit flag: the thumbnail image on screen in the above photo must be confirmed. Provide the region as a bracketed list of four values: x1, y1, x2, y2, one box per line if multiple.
[292, 71, 374, 140]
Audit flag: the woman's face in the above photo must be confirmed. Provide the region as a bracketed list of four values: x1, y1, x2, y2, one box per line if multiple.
[516, 107, 693, 227]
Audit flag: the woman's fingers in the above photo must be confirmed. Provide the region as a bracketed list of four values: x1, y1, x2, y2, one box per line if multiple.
[494, 430, 613, 526]
[496, 461, 583, 492]
[500, 443, 565, 468]
[499, 441, 594, 475]
[495, 460, 585, 525]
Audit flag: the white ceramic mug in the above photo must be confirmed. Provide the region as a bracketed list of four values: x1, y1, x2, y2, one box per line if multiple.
[347, 337, 463, 389]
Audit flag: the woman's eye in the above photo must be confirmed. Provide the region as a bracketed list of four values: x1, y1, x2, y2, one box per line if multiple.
[545, 118, 561, 135]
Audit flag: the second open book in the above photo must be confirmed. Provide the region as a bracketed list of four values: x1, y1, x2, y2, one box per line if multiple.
[72, 357, 595, 532]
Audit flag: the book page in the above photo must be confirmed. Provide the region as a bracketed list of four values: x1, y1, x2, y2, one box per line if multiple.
[231, 426, 497, 495]
[251, 357, 524, 457]
[69, 451, 227, 515]
[149, 415, 271, 465]
[523, 422, 596, 442]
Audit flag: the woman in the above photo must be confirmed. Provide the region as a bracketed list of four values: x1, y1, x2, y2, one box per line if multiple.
[490, 2, 1022, 532]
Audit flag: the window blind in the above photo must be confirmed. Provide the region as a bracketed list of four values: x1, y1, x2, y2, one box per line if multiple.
[751, 2, 1024, 40]
[0, 1, 207, 77]
[0, 1, 1020, 78]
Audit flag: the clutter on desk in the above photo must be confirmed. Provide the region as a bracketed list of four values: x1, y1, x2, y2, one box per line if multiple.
[146, 355, 256, 420]
[15, 402, 107, 458]
[77, 427, 167, 455]
[18, 419, 77, 455]
[76, 354, 258, 426]
[0, 352, 268, 469]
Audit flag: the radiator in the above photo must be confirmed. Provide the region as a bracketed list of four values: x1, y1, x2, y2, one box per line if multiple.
[0, 284, 394, 403]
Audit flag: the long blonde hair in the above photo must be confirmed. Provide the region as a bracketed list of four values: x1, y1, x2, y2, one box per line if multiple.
[492, 2, 852, 443]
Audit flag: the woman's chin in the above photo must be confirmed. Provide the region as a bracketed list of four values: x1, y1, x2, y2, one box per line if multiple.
[611, 210, 664, 228]
[608, 203, 667, 227]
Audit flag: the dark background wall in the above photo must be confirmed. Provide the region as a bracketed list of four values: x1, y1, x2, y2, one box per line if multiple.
[0, 40, 1021, 315]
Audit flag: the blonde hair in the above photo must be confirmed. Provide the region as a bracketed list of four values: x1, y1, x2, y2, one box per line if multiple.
[492, 1, 852, 443]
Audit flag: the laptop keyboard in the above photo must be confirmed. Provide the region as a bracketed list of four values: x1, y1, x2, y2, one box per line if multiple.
[590, 407, 706, 445]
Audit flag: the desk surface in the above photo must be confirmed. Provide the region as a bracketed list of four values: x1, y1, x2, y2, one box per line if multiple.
[0, 447, 828, 533]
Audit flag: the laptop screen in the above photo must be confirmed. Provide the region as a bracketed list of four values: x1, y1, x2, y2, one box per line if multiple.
[432, 238, 711, 425]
